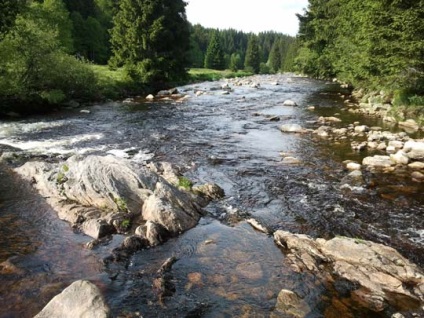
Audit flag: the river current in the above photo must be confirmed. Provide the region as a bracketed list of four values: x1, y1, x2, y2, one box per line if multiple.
[0, 74, 422, 317]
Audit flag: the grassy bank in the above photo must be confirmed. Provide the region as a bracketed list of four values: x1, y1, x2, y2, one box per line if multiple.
[188, 68, 252, 83]
[89, 66, 253, 100]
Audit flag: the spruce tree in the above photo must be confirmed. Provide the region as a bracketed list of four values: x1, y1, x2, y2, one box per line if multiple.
[204, 32, 225, 70]
[268, 39, 281, 73]
[244, 35, 260, 74]
[109, 0, 190, 86]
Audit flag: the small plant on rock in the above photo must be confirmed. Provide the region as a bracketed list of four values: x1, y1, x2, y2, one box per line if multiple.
[114, 197, 128, 212]
[178, 176, 193, 190]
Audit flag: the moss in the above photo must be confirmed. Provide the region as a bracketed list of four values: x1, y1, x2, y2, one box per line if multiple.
[114, 197, 128, 212]
[178, 176, 193, 190]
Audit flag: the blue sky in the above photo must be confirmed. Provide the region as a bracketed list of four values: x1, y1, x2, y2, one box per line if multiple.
[185, 0, 309, 36]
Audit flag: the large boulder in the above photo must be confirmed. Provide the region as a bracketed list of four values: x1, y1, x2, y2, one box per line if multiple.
[403, 141, 424, 160]
[142, 182, 202, 235]
[35, 280, 110, 318]
[362, 155, 394, 168]
[274, 231, 424, 313]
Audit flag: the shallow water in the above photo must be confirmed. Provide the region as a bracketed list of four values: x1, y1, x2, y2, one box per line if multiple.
[0, 74, 422, 317]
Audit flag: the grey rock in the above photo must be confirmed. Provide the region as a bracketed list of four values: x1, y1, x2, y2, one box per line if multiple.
[280, 124, 304, 133]
[35, 280, 110, 318]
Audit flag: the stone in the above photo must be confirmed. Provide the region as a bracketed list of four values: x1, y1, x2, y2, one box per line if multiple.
[146, 94, 154, 100]
[408, 162, 424, 170]
[280, 124, 304, 133]
[142, 182, 201, 235]
[362, 156, 394, 168]
[386, 146, 397, 154]
[273, 289, 311, 318]
[35, 280, 110, 318]
[377, 142, 387, 151]
[135, 221, 169, 246]
[283, 157, 301, 164]
[399, 119, 420, 132]
[355, 125, 369, 133]
[388, 140, 404, 149]
[273, 231, 424, 313]
[403, 141, 424, 160]
[283, 100, 297, 106]
[390, 151, 409, 165]
[192, 183, 225, 201]
[346, 162, 361, 171]
[411, 171, 424, 182]
[80, 110, 91, 114]
[81, 219, 114, 239]
[247, 218, 270, 234]
[341, 170, 364, 186]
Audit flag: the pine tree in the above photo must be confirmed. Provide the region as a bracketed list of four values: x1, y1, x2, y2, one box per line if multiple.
[109, 0, 190, 85]
[268, 39, 281, 73]
[204, 31, 225, 70]
[244, 35, 260, 74]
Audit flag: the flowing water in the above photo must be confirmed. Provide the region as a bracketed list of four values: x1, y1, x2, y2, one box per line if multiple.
[0, 74, 423, 317]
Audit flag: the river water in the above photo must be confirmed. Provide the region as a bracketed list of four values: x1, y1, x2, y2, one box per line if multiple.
[0, 74, 422, 317]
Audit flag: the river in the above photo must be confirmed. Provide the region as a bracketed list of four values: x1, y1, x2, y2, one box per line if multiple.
[0, 74, 422, 317]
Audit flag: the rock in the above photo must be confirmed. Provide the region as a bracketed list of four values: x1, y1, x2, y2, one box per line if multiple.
[307, 106, 315, 110]
[341, 170, 364, 186]
[411, 171, 424, 182]
[362, 155, 394, 168]
[272, 289, 311, 318]
[142, 182, 202, 235]
[35, 280, 110, 318]
[386, 146, 397, 154]
[319, 116, 342, 123]
[145, 94, 154, 100]
[346, 162, 361, 171]
[80, 110, 91, 114]
[192, 183, 225, 202]
[377, 142, 387, 151]
[135, 221, 169, 246]
[81, 219, 114, 239]
[408, 162, 424, 170]
[351, 141, 367, 151]
[280, 124, 304, 133]
[390, 151, 409, 165]
[355, 125, 369, 133]
[120, 235, 149, 253]
[247, 218, 270, 234]
[388, 140, 404, 149]
[283, 100, 297, 106]
[282, 157, 301, 164]
[399, 119, 420, 132]
[147, 161, 180, 185]
[403, 141, 424, 160]
[274, 231, 424, 313]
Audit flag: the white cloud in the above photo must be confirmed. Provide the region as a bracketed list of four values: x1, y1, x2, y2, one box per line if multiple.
[185, 0, 309, 36]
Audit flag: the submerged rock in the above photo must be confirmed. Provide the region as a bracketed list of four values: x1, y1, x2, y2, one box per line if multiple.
[274, 231, 424, 313]
[272, 289, 311, 318]
[35, 280, 110, 318]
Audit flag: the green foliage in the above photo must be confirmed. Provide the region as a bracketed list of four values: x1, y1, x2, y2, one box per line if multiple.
[244, 35, 260, 74]
[0, 0, 26, 38]
[229, 53, 242, 72]
[114, 197, 128, 212]
[0, 2, 97, 113]
[188, 68, 252, 82]
[110, 0, 190, 87]
[204, 32, 225, 70]
[297, 0, 424, 95]
[259, 63, 270, 75]
[178, 176, 193, 190]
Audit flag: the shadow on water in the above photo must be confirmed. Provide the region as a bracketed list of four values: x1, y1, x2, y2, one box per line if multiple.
[0, 75, 422, 316]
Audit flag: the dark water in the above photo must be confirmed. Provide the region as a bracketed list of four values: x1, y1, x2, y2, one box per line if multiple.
[0, 74, 422, 317]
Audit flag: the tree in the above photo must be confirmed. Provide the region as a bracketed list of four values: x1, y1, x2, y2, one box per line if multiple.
[268, 39, 281, 73]
[244, 35, 260, 74]
[109, 0, 191, 86]
[0, 0, 26, 38]
[229, 53, 242, 71]
[204, 31, 225, 70]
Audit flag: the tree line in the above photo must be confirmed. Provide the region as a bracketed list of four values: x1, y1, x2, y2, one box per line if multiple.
[189, 24, 298, 74]
[295, 0, 424, 100]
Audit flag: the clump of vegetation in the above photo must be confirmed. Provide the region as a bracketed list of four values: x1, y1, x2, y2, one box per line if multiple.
[114, 197, 128, 212]
[178, 176, 193, 190]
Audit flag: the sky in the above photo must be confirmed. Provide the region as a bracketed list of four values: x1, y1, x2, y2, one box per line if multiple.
[185, 0, 309, 36]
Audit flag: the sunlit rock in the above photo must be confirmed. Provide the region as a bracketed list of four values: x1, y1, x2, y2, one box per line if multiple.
[35, 280, 110, 318]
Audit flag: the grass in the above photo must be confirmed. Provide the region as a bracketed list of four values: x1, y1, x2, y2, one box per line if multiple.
[178, 176, 193, 190]
[188, 68, 253, 83]
[88, 64, 136, 100]
[87, 65, 253, 100]
[114, 197, 128, 212]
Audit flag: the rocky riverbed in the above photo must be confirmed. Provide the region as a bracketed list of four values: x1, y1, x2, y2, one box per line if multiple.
[0, 74, 423, 317]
